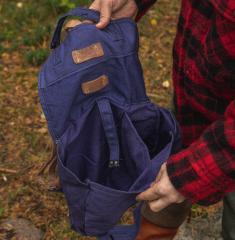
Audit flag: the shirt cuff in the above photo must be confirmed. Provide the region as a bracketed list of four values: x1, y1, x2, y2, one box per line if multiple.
[166, 140, 235, 205]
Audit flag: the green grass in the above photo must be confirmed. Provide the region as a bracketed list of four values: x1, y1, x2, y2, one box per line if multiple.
[0, 0, 92, 65]
[0, 207, 4, 218]
[25, 49, 50, 66]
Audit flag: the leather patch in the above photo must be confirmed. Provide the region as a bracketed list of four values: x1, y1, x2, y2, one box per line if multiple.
[72, 42, 104, 64]
[81, 75, 109, 94]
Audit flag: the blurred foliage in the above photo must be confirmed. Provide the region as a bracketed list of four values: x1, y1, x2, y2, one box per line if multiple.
[25, 49, 50, 66]
[0, 0, 92, 65]
[59, 0, 77, 9]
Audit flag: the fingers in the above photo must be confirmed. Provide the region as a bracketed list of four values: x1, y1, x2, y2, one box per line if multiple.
[136, 162, 186, 213]
[155, 164, 164, 182]
[136, 165, 165, 201]
[96, 0, 113, 29]
[136, 184, 173, 213]
[136, 185, 159, 201]
[89, 0, 100, 11]
[89, 0, 137, 29]
[90, 0, 113, 29]
[148, 198, 171, 212]
[111, 0, 137, 20]
[136, 164, 165, 201]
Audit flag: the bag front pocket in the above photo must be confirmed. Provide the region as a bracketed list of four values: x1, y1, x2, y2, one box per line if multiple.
[59, 101, 152, 191]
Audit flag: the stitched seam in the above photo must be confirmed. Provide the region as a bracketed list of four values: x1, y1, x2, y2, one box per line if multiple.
[39, 52, 138, 88]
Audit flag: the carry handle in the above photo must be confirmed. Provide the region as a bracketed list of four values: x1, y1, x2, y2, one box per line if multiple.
[51, 7, 100, 49]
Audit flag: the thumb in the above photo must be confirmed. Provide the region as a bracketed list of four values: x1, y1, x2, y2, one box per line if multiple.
[155, 164, 164, 182]
[89, 0, 100, 11]
[136, 185, 158, 202]
[96, 1, 112, 29]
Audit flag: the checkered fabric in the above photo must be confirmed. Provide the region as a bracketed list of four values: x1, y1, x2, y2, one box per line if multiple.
[135, 0, 235, 205]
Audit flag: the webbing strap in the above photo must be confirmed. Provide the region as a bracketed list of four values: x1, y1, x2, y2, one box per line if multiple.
[97, 99, 120, 168]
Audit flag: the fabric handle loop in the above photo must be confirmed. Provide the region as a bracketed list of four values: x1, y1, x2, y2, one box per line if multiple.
[51, 7, 100, 49]
[97, 99, 120, 168]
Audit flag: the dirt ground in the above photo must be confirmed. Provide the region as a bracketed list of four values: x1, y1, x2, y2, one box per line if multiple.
[0, 0, 224, 239]
[175, 204, 223, 240]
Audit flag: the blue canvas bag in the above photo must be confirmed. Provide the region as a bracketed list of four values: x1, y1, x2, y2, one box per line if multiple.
[38, 7, 181, 239]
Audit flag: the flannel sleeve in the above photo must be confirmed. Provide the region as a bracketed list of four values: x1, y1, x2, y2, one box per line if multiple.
[167, 100, 235, 205]
[134, 0, 157, 21]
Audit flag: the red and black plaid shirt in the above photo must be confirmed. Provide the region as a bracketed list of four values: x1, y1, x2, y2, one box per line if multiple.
[136, 0, 235, 205]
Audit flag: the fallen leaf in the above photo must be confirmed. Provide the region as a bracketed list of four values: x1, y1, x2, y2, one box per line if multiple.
[162, 80, 170, 88]
[150, 19, 158, 26]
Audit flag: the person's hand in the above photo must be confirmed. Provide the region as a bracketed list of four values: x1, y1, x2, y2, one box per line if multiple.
[136, 163, 186, 212]
[89, 0, 138, 29]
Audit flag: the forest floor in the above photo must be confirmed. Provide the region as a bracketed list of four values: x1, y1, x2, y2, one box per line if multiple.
[0, 0, 223, 239]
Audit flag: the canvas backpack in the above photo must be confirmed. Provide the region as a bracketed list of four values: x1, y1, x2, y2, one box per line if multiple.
[38, 7, 181, 239]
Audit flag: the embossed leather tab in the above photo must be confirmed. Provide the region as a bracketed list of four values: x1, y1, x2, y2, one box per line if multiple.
[72, 42, 104, 64]
[81, 75, 109, 94]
